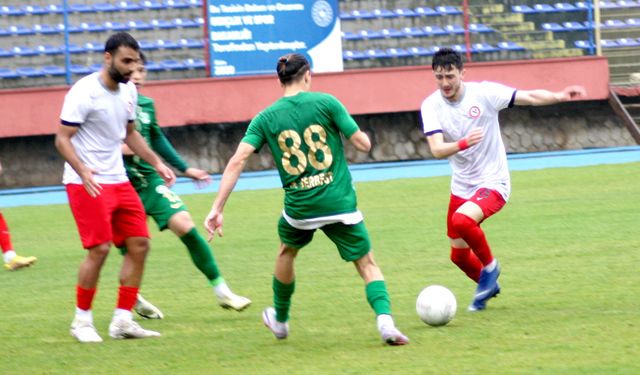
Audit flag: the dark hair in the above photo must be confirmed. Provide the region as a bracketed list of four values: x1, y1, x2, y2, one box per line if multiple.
[104, 32, 140, 55]
[432, 47, 463, 71]
[139, 51, 147, 65]
[276, 53, 310, 85]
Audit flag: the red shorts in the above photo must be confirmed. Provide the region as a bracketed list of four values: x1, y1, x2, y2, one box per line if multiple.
[446, 188, 506, 239]
[66, 182, 149, 249]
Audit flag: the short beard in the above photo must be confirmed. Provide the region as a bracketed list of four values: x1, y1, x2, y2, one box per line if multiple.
[108, 63, 128, 84]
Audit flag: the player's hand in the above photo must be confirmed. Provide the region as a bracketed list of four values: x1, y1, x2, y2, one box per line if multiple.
[185, 167, 212, 189]
[558, 85, 587, 101]
[79, 167, 102, 197]
[204, 210, 224, 241]
[465, 128, 484, 147]
[155, 163, 176, 187]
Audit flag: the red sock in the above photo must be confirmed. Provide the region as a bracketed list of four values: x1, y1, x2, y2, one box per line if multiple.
[450, 247, 482, 282]
[0, 212, 13, 252]
[451, 213, 494, 266]
[116, 286, 139, 311]
[76, 285, 97, 311]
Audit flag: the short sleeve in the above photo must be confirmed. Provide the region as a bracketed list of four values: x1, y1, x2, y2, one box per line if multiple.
[127, 82, 138, 122]
[327, 95, 359, 138]
[420, 97, 443, 136]
[241, 113, 266, 150]
[480, 81, 516, 111]
[60, 84, 91, 126]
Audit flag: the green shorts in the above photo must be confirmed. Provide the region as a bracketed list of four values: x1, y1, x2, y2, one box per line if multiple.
[135, 176, 187, 231]
[277, 216, 371, 262]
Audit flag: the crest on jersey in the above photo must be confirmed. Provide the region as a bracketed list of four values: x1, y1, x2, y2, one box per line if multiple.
[468, 106, 481, 118]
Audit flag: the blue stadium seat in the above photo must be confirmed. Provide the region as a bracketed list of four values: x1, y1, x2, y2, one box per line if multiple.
[471, 43, 499, 53]
[407, 46, 436, 56]
[187, 0, 203, 6]
[66, 44, 87, 54]
[90, 63, 103, 72]
[381, 28, 403, 38]
[94, 3, 118, 12]
[601, 39, 619, 47]
[161, 59, 187, 70]
[533, 4, 559, 12]
[617, 37, 640, 46]
[69, 64, 92, 75]
[12, 46, 38, 57]
[84, 42, 104, 53]
[195, 17, 204, 27]
[172, 18, 198, 28]
[343, 50, 366, 60]
[436, 6, 462, 15]
[452, 44, 468, 53]
[617, 0, 640, 8]
[138, 40, 159, 50]
[386, 48, 411, 58]
[349, 10, 376, 19]
[81, 22, 107, 33]
[359, 29, 384, 39]
[9, 25, 36, 36]
[469, 23, 493, 33]
[497, 41, 525, 51]
[0, 28, 9, 37]
[16, 67, 46, 78]
[603, 19, 627, 28]
[165, 0, 191, 9]
[424, 25, 447, 36]
[145, 60, 163, 72]
[184, 58, 206, 69]
[22, 5, 48, 16]
[554, 3, 579, 12]
[33, 24, 59, 35]
[599, 1, 620, 9]
[105, 21, 130, 31]
[627, 18, 640, 26]
[151, 19, 175, 29]
[542, 22, 565, 32]
[512, 5, 535, 14]
[563, 21, 589, 31]
[444, 24, 465, 34]
[0, 68, 19, 79]
[179, 38, 204, 48]
[117, 1, 144, 11]
[342, 31, 361, 40]
[574, 40, 593, 49]
[364, 49, 389, 59]
[401, 27, 427, 37]
[42, 65, 66, 76]
[45, 4, 63, 14]
[142, 1, 168, 10]
[339, 11, 353, 20]
[57, 23, 82, 34]
[372, 9, 395, 18]
[37, 45, 62, 55]
[128, 20, 154, 31]
[0, 48, 12, 58]
[156, 39, 180, 49]
[0, 5, 25, 17]
[69, 4, 93, 13]
[414, 7, 438, 16]
[394, 8, 418, 17]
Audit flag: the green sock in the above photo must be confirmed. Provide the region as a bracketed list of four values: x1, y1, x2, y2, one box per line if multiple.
[273, 276, 295, 322]
[366, 280, 392, 316]
[180, 227, 221, 282]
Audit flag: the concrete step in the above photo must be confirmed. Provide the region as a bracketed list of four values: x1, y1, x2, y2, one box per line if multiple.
[502, 30, 554, 42]
[531, 48, 584, 59]
[490, 22, 535, 32]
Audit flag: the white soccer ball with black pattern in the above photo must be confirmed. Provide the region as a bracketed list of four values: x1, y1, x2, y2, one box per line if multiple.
[416, 285, 457, 326]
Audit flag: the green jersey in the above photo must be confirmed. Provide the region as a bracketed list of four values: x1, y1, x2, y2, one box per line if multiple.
[124, 94, 188, 189]
[242, 91, 360, 219]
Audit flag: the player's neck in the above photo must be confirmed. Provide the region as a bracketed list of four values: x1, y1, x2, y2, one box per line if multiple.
[99, 70, 119, 92]
[282, 85, 306, 97]
[445, 83, 465, 103]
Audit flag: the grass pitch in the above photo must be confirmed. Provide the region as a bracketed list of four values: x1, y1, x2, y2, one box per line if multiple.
[1, 163, 638, 374]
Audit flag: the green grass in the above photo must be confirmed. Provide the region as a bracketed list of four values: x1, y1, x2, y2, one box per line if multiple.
[1, 163, 639, 374]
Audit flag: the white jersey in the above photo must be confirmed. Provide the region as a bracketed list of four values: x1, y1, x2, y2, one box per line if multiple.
[421, 81, 516, 201]
[60, 72, 137, 184]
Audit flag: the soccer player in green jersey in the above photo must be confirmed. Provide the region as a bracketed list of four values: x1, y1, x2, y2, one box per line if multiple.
[204, 53, 409, 346]
[123, 53, 251, 317]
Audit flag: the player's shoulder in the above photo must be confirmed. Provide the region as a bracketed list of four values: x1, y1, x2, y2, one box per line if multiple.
[137, 93, 154, 106]
[421, 89, 443, 109]
[68, 72, 100, 94]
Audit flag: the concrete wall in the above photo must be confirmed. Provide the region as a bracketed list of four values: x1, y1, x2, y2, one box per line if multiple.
[0, 100, 634, 188]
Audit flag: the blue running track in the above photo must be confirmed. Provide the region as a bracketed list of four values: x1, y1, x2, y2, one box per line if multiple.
[1, 146, 639, 208]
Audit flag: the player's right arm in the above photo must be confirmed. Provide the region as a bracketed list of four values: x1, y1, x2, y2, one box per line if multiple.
[204, 142, 256, 241]
[55, 125, 102, 197]
[348, 130, 371, 152]
[426, 129, 484, 159]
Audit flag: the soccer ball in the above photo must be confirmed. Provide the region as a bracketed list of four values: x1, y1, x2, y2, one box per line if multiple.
[416, 285, 457, 326]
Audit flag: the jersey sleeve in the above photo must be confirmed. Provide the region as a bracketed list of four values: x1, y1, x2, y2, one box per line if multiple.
[60, 84, 91, 126]
[241, 113, 267, 150]
[420, 97, 443, 136]
[148, 101, 189, 172]
[327, 95, 359, 138]
[127, 82, 138, 122]
[480, 81, 516, 111]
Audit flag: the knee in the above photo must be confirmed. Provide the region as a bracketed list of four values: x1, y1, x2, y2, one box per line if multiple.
[451, 212, 475, 234]
[89, 243, 111, 259]
[125, 237, 150, 257]
[450, 247, 470, 265]
[169, 211, 194, 236]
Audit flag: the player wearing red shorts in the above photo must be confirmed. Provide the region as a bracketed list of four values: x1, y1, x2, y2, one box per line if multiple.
[55, 32, 175, 343]
[421, 48, 586, 311]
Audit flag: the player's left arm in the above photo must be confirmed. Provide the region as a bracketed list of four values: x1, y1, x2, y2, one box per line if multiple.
[514, 85, 587, 106]
[124, 121, 176, 185]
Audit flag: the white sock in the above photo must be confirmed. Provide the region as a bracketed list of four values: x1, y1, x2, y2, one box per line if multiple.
[75, 307, 93, 322]
[3, 250, 16, 263]
[113, 308, 133, 321]
[376, 314, 395, 331]
[214, 281, 233, 299]
[484, 259, 497, 272]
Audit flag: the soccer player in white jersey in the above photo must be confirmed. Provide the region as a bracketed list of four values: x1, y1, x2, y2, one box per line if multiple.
[55, 32, 176, 343]
[421, 48, 586, 311]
